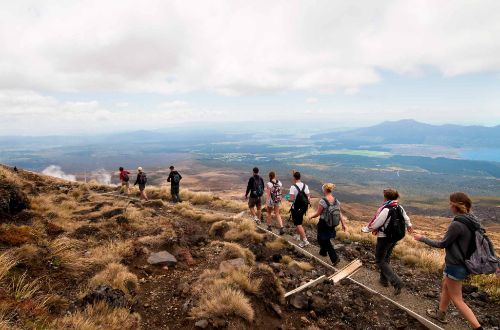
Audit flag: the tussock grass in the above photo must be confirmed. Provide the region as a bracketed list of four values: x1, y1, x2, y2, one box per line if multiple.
[0, 224, 32, 246]
[265, 238, 287, 250]
[0, 252, 17, 282]
[10, 272, 41, 301]
[468, 274, 500, 302]
[89, 263, 138, 296]
[211, 199, 247, 212]
[280, 255, 314, 271]
[172, 203, 232, 223]
[224, 219, 264, 243]
[180, 189, 216, 205]
[49, 237, 92, 275]
[209, 220, 231, 238]
[86, 240, 134, 267]
[53, 301, 141, 330]
[211, 241, 255, 265]
[191, 285, 254, 323]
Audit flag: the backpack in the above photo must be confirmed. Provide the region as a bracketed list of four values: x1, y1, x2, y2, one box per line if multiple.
[172, 172, 181, 184]
[292, 184, 309, 214]
[381, 205, 406, 242]
[455, 216, 499, 275]
[138, 172, 147, 185]
[270, 181, 282, 203]
[252, 176, 264, 197]
[122, 172, 129, 182]
[321, 198, 341, 228]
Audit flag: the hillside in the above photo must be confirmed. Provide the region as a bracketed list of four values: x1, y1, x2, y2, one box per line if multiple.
[313, 119, 500, 148]
[0, 165, 498, 329]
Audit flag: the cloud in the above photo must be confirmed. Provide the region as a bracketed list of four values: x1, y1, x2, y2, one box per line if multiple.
[306, 97, 318, 104]
[91, 169, 112, 185]
[0, 0, 499, 96]
[158, 100, 189, 109]
[42, 165, 76, 181]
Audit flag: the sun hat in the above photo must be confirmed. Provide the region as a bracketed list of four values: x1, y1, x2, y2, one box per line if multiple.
[138, 167, 143, 172]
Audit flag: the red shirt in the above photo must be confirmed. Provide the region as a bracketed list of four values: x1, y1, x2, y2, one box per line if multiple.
[119, 170, 130, 181]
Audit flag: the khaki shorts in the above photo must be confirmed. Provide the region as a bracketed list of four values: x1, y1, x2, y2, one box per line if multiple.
[121, 181, 129, 187]
[248, 196, 262, 208]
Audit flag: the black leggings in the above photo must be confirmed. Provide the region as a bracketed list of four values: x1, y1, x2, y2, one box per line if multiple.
[375, 237, 402, 287]
[318, 233, 338, 264]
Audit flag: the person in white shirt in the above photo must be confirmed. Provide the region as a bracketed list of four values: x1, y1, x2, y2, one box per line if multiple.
[366, 188, 413, 295]
[266, 171, 285, 235]
[289, 171, 311, 247]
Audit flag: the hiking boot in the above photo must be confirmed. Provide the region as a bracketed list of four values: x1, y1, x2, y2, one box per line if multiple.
[253, 216, 260, 223]
[299, 240, 310, 248]
[279, 227, 285, 235]
[267, 225, 272, 231]
[426, 308, 448, 324]
[394, 283, 403, 296]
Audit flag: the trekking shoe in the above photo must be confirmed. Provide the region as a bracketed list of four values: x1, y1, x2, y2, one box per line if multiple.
[426, 308, 448, 324]
[253, 216, 260, 223]
[279, 227, 285, 235]
[299, 240, 310, 248]
[394, 284, 403, 296]
[379, 280, 389, 287]
[267, 225, 272, 231]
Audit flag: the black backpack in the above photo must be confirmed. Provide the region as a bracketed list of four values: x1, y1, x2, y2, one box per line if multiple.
[381, 205, 406, 242]
[122, 172, 129, 182]
[321, 198, 341, 228]
[138, 172, 147, 185]
[172, 172, 181, 184]
[292, 184, 309, 214]
[252, 176, 264, 197]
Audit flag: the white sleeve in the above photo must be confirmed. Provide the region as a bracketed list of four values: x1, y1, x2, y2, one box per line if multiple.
[289, 186, 297, 196]
[369, 208, 390, 230]
[401, 206, 412, 227]
[304, 184, 310, 195]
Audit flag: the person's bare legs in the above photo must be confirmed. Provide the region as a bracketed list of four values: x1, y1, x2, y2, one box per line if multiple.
[446, 277, 480, 328]
[256, 206, 262, 221]
[274, 205, 283, 228]
[141, 190, 148, 201]
[438, 277, 451, 312]
[249, 206, 256, 218]
[266, 206, 273, 226]
[297, 225, 306, 240]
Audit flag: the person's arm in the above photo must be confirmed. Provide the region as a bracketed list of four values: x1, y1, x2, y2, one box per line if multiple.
[167, 172, 171, 182]
[309, 202, 324, 219]
[368, 208, 390, 231]
[178, 172, 182, 180]
[414, 222, 462, 248]
[245, 178, 252, 198]
[289, 186, 296, 202]
[401, 207, 414, 233]
[134, 174, 139, 186]
[266, 183, 271, 201]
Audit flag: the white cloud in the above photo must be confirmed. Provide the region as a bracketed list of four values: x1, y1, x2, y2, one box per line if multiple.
[306, 97, 318, 104]
[0, 0, 498, 96]
[42, 165, 76, 181]
[158, 100, 189, 109]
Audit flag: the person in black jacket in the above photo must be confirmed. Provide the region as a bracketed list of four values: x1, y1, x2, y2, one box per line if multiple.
[244, 167, 264, 222]
[133, 167, 149, 201]
[167, 165, 182, 203]
[414, 192, 482, 329]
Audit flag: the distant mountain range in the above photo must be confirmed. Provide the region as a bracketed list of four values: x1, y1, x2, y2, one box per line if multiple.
[313, 119, 500, 148]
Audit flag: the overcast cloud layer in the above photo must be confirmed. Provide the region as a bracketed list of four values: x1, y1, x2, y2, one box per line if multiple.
[1, 0, 499, 135]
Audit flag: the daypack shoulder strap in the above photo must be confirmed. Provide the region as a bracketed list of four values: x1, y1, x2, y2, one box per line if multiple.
[293, 184, 301, 194]
[322, 197, 331, 206]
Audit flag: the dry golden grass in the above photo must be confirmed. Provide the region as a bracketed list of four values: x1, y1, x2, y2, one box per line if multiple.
[211, 241, 255, 265]
[53, 301, 141, 330]
[224, 219, 264, 243]
[191, 285, 254, 323]
[280, 255, 314, 271]
[211, 198, 247, 212]
[48, 237, 92, 275]
[10, 272, 41, 301]
[88, 263, 138, 296]
[468, 274, 500, 302]
[0, 252, 17, 282]
[86, 240, 135, 267]
[0, 225, 33, 246]
[208, 220, 231, 238]
[265, 238, 287, 250]
[180, 189, 216, 205]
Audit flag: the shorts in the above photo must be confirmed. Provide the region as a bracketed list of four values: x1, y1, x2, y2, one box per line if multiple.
[443, 264, 469, 281]
[121, 181, 129, 187]
[138, 184, 146, 192]
[267, 199, 281, 208]
[291, 208, 304, 226]
[248, 196, 262, 208]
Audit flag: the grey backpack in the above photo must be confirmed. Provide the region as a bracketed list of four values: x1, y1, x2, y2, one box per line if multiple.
[321, 198, 341, 228]
[456, 217, 499, 275]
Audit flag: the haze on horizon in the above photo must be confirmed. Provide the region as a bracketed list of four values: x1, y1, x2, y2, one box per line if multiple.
[1, 0, 500, 136]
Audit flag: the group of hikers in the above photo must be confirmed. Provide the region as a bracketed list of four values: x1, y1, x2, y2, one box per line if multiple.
[112, 164, 496, 330]
[118, 165, 182, 202]
[244, 167, 496, 330]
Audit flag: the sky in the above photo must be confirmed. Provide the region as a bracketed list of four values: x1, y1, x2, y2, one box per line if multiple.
[0, 0, 499, 136]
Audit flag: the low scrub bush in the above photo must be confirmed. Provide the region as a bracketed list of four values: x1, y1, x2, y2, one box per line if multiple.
[0, 225, 32, 246]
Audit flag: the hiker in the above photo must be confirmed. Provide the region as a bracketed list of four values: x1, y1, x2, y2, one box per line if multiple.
[288, 171, 311, 247]
[366, 188, 413, 295]
[13, 166, 18, 173]
[119, 167, 130, 195]
[414, 192, 483, 329]
[245, 167, 265, 222]
[167, 165, 182, 203]
[266, 171, 285, 235]
[133, 167, 149, 201]
[308, 183, 347, 265]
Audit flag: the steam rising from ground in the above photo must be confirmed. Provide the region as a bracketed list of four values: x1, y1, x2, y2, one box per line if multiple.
[42, 165, 76, 181]
[91, 169, 111, 185]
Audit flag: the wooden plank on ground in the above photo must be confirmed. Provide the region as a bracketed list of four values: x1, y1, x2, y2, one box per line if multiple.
[328, 259, 362, 283]
[284, 275, 326, 298]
